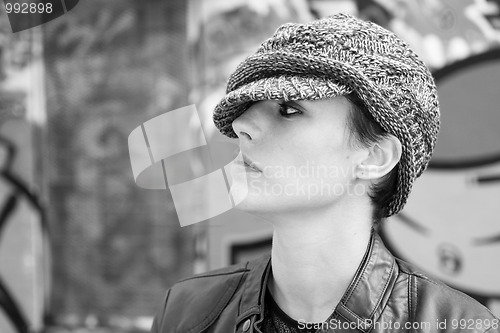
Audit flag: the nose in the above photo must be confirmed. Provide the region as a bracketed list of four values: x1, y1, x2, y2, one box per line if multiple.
[231, 101, 270, 142]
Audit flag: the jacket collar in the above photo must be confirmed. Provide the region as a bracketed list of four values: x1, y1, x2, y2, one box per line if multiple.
[236, 231, 398, 331]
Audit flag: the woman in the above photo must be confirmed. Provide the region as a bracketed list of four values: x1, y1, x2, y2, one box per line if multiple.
[152, 13, 499, 333]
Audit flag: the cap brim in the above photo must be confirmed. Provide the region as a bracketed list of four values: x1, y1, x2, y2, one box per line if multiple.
[213, 75, 352, 138]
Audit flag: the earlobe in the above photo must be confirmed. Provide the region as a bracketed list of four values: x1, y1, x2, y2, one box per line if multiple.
[356, 135, 402, 180]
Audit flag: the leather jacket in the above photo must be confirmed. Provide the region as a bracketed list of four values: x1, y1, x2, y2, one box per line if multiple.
[151, 232, 499, 332]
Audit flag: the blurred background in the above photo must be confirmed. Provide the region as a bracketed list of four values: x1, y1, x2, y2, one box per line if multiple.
[0, 0, 499, 332]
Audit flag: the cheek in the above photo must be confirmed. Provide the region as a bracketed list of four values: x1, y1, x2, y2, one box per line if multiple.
[276, 138, 355, 187]
[288, 129, 350, 165]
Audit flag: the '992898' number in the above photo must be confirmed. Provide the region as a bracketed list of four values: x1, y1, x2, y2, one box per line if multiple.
[451, 318, 499, 330]
[5, 2, 53, 14]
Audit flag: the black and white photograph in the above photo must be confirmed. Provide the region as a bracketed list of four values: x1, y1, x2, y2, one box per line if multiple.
[1, 0, 500, 332]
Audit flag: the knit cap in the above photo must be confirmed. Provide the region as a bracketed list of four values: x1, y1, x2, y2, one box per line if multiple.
[213, 13, 440, 217]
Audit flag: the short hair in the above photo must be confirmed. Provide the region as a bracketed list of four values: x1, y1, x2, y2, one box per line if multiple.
[345, 92, 399, 224]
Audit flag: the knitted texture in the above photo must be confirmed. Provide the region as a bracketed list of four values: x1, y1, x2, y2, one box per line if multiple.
[213, 13, 440, 217]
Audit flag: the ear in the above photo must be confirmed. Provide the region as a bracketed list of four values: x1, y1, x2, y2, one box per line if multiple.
[356, 135, 402, 180]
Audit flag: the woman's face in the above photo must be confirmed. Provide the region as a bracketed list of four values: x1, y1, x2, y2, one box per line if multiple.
[229, 97, 367, 216]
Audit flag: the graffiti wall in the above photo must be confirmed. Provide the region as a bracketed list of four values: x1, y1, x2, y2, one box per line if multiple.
[2, 1, 196, 332]
[0, 18, 48, 333]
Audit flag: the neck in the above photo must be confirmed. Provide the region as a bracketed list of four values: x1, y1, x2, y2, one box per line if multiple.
[264, 199, 373, 323]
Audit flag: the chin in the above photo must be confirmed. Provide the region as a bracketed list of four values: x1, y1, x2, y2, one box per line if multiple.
[232, 193, 266, 212]
[234, 193, 314, 217]
[232, 193, 274, 214]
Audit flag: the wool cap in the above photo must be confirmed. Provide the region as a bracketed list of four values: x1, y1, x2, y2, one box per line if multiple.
[213, 13, 440, 217]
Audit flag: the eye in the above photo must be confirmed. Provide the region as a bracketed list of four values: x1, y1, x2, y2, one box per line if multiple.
[278, 101, 303, 118]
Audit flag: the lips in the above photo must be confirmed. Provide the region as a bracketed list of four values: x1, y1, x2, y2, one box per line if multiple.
[242, 154, 261, 172]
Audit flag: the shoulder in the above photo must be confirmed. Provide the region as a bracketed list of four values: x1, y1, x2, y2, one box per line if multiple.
[168, 258, 251, 306]
[151, 255, 269, 333]
[395, 258, 499, 332]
